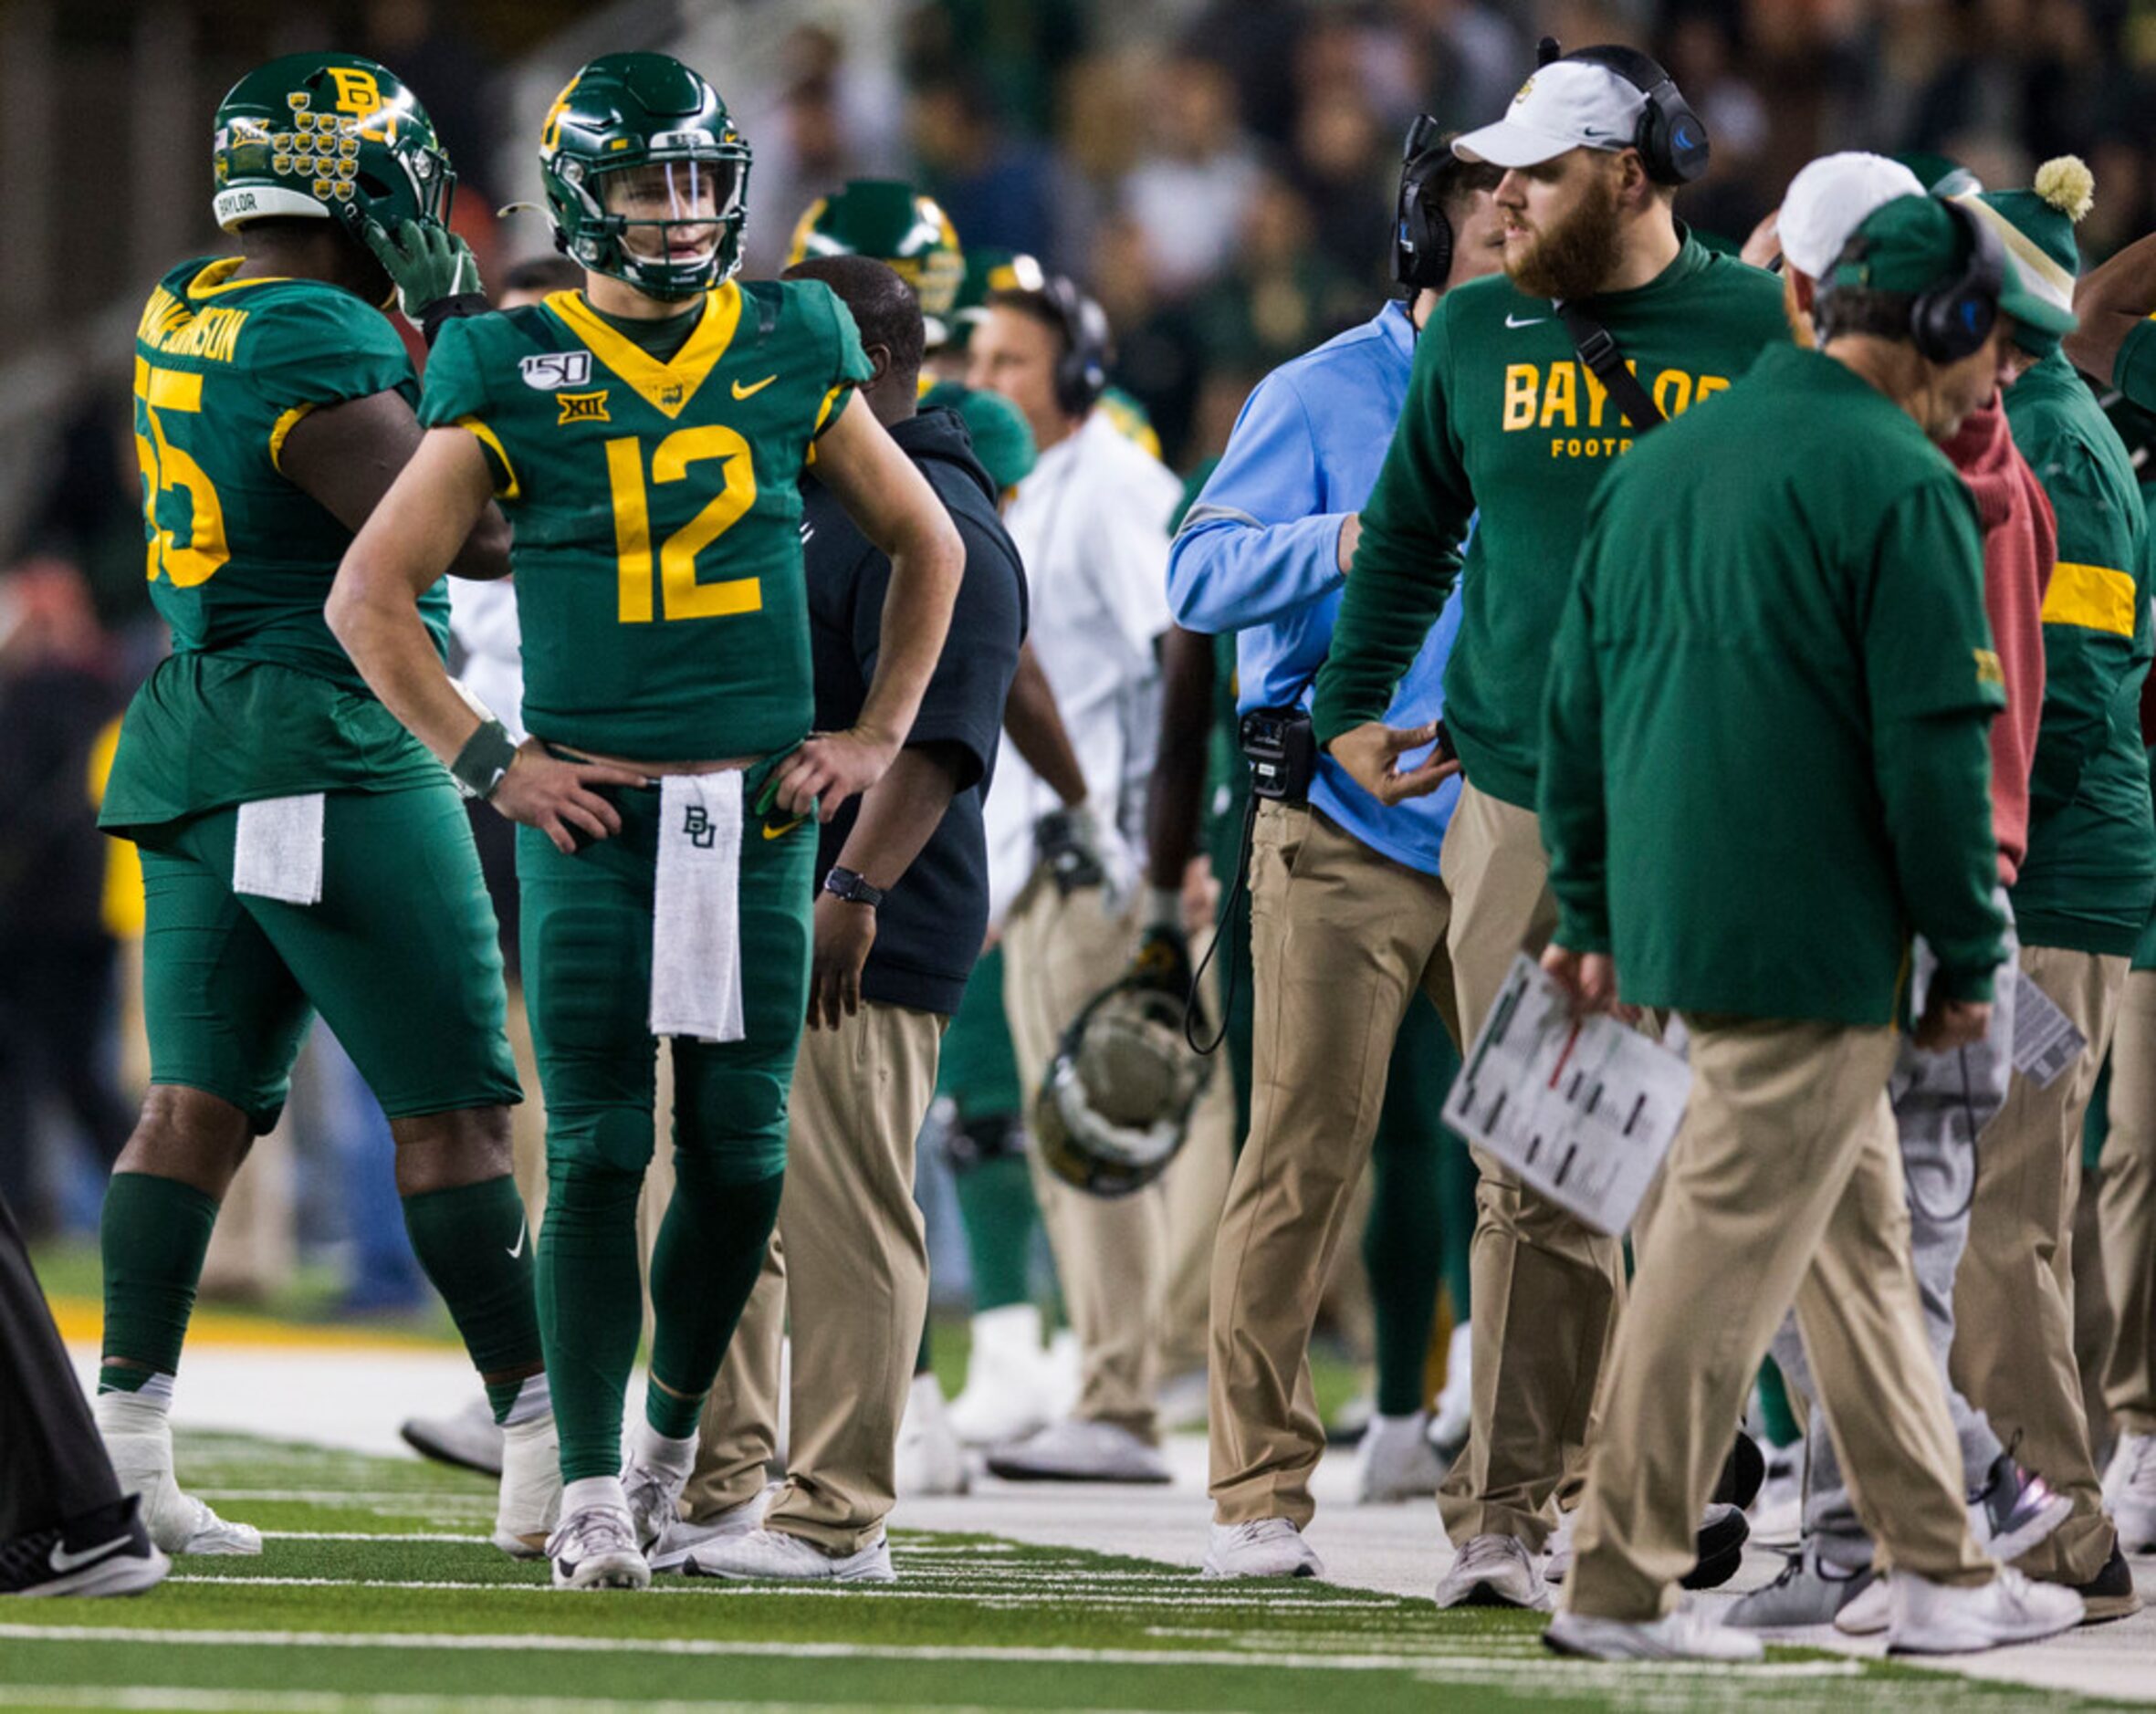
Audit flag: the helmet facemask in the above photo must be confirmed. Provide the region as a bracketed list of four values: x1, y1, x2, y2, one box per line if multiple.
[558, 147, 748, 301]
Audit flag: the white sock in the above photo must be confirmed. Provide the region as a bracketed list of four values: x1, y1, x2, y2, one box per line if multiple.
[628, 1418, 698, 1478]
[561, 1475, 628, 1518]
[499, 1374, 552, 1427]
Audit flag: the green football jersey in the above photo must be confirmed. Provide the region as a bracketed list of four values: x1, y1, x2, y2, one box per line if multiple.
[102, 256, 450, 835]
[421, 279, 875, 761]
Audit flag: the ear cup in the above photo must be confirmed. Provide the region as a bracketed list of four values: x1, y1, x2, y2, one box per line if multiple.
[1910, 202, 2004, 364]
[1561, 46, 1710, 185]
[1393, 120, 1458, 294]
[1045, 277, 1111, 416]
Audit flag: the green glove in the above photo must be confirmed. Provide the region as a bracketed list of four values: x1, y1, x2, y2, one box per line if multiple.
[362, 217, 482, 319]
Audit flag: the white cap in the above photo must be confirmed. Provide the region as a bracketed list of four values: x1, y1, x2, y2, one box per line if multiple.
[1452, 62, 1648, 170]
[1777, 152, 1926, 279]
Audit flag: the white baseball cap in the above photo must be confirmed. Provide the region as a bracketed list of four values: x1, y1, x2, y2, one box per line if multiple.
[1777, 152, 1926, 279]
[1451, 62, 1647, 170]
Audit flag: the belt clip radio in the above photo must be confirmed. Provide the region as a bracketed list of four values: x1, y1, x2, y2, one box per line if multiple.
[1239, 706, 1316, 805]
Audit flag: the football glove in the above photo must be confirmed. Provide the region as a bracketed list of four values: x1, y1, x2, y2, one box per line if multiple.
[363, 217, 485, 334]
[1035, 801, 1123, 904]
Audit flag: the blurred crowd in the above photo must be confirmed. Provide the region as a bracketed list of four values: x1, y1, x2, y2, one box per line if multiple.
[10, 0, 2156, 1303]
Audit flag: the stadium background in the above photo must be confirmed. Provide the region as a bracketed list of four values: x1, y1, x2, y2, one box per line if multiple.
[3, 0, 2152, 1320]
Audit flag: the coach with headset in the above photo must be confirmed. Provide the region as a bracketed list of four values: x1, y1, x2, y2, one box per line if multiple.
[966, 277, 1187, 1483]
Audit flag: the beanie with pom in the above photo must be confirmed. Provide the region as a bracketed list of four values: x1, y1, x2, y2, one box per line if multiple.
[1957, 155, 2092, 355]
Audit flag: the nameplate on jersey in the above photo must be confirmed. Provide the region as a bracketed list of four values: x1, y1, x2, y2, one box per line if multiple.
[1443, 954, 1692, 1238]
[520, 351, 591, 390]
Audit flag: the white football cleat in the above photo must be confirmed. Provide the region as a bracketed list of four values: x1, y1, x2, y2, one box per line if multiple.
[95, 1393, 260, 1557]
[687, 1526, 895, 1583]
[984, 1417, 1171, 1484]
[1201, 1518, 1324, 1579]
[1887, 1567, 2084, 1654]
[895, 1372, 970, 1498]
[619, 1421, 696, 1552]
[648, 1482, 777, 1573]
[1436, 1533, 1552, 1611]
[547, 1504, 648, 1591]
[2105, 1430, 2156, 1552]
[1354, 1411, 1449, 1503]
[1545, 1602, 1764, 1662]
[400, 1396, 505, 1478]
[492, 1412, 560, 1559]
[946, 1304, 1053, 1448]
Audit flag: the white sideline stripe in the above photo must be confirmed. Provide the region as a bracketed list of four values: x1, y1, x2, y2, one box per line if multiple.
[0, 1691, 1133, 1714]
[0, 1625, 1862, 1679]
[167, 1575, 1392, 1609]
[262, 1532, 492, 1544]
[200, 1491, 493, 1506]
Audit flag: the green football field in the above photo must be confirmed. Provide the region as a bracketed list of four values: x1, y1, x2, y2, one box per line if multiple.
[0, 1432, 2130, 1713]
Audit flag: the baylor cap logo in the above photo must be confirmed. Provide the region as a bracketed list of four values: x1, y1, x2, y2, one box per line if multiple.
[520, 351, 592, 389]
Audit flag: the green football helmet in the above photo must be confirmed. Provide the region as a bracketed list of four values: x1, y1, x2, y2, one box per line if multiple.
[788, 181, 966, 319]
[539, 52, 751, 302]
[212, 53, 454, 237]
[947, 246, 1047, 350]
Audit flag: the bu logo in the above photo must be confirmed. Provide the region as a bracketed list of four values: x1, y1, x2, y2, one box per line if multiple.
[520, 351, 592, 389]
[682, 806, 717, 850]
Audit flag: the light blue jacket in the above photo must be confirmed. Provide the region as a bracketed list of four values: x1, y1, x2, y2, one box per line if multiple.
[1167, 299, 1460, 875]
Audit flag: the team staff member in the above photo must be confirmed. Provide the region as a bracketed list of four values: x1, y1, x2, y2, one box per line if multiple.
[1311, 48, 1788, 1606]
[1728, 154, 2070, 1629]
[330, 53, 962, 1590]
[1952, 165, 2155, 1619]
[968, 279, 1185, 1483]
[1542, 194, 2082, 1663]
[1167, 139, 1504, 1578]
[670, 258, 1024, 1582]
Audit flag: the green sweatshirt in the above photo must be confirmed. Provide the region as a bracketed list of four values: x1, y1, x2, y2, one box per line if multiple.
[1541, 347, 2006, 1024]
[2005, 350, 2156, 956]
[1312, 232, 1790, 810]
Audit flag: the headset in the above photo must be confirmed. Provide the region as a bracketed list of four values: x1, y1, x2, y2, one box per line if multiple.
[1820, 197, 2004, 364]
[1540, 37, 1710, 186]
[1394, 114, 1457, 293]
[1039, 275, 1112, 417]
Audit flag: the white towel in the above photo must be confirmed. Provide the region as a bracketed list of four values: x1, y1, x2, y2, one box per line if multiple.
[233, 793, 325, 904]
[649, 772, 746, 1041]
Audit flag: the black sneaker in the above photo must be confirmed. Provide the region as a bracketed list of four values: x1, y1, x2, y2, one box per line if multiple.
[0, 1494, 169, 1598]
[1712, 1430, 1766, 1511]
[2071, 1541, 2143, 1625]
[1970, 1450, 2071, 1564]
[1681, 1501, 1750, 1591]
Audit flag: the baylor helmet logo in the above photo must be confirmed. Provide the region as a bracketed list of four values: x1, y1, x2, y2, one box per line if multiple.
[556, 390, 610, 424]
[520, 351, 592, 389]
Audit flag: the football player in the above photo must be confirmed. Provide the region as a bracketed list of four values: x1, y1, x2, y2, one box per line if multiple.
[93, 54, 555, 1561]
[329, 51, 963, 1591]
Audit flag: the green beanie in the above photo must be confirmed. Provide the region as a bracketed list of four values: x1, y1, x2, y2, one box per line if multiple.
[922, 381, 1036, 494]
[1960, 155, 2092, 355]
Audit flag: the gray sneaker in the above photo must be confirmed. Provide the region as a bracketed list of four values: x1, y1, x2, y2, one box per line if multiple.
[1725, 1546, 1875, 1628]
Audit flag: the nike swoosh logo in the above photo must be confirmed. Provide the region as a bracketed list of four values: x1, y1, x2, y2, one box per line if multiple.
[763, 816, 806, 841]
[1505, 313, 1548, 329]
[50, 1533, 133, 1573]
[508, 1219, 528, 1260]
[732, 374, 778, 400]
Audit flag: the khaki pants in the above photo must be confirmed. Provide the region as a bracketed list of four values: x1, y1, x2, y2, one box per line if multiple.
[681, 1001, 942, 1552]
[1568, 1017, 1990, 1621]
[2102, 968, 2156, 1436]
[1000, 874, 1165, 1438]
[1435, 781, 1621, 1550]
[1952, 944, 2126, 1583]
[1209, 801, 1459, 1524]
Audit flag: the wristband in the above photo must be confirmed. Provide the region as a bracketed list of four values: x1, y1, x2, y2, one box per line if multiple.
[451, 718, 518, 801]
[822, 866, 886, 909]
[420, 292, 493, 349]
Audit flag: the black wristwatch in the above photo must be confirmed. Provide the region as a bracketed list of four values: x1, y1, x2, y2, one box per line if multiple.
[822, 866, 886, 909]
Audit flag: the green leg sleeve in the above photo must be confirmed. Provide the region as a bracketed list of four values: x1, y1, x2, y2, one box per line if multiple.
[99, 1172, 219, 1392]
[1756, 1357, 1802, 1449]
[1438, 1123, 1477, 1324]
[1208, 787, 1256, 1155]
[1366, 999, 1450, 1417]
[644, 1158, 785, 1437]
[956, 1151, 1037, 1313]
[401, 1176, 544, 1423]
[537, 1159, 644, 1482]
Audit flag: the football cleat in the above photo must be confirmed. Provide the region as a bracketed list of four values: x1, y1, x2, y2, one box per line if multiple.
[548, 1505, 648, 1591]
[895, 1373, 970, 1498]
[0, 1495, 169, 1598]
[946, 1304, 1054, 1448]
[401, 1396, 505, 1479]
[96, 1394, 260, 1556]
[1354, 1412, 1450, 1504]
[620, 1422, 697, 1552]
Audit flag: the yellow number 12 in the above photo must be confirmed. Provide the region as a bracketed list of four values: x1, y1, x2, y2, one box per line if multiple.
[605, 426, 760, 623]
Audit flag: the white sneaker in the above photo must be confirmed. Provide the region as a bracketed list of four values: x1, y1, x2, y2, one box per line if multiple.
[1430, 1321, 1472, 1458]
[1545, 1602, 1764, 1662]
[895, 1373, 970, 1498]
[619, 1421, 696, 1552]
[984, 1417, 1171, 1484]
[1887, 1567, 2085, 1654]
[688, 1525, 895, 1583]
[1436, 1532, 1553, 1611]
[1544, 1510, 1575, 1583]
[492, 1412, 561, 1558]
[1835, 1573, 1892, 1636]
[547, 1504, 648, 1591]
[95, 1394, 260, 1556]
[1750, 1448, 1803, 1549]
[1355, 1411, 1449, 1503]
[947, 1305, 1053, 1447]
[2105, 1430, 2156, 1552]
[648, 1481, 777, 1573]
[1201, 1518, 1324, 1579]
[400, 1396, 505, 1478]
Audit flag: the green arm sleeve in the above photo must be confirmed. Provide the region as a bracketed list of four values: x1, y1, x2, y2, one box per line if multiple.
[1865, 485, 2007, 998]
[1311, 308, 1474, 745]
[1537, 526, 1611, 956]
